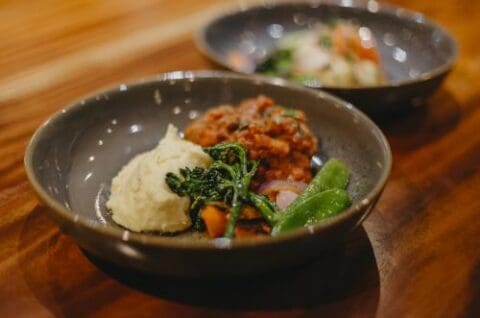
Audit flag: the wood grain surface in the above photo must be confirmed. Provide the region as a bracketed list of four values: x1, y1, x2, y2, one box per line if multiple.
[0, 0, 479, 317]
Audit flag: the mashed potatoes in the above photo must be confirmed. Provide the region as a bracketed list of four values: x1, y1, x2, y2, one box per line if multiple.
[106, 124, 212, 233]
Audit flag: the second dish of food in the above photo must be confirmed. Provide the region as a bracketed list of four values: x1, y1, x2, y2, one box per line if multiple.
[255, 20, 385, 87]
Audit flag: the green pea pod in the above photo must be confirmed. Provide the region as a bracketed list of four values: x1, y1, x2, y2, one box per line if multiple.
[286, 159, 350, 213]
[272, 188, 350, 235]
[271, 159, 351, 235]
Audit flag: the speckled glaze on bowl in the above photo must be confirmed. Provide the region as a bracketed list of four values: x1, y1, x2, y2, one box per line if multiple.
[196, 0, 458, 114]
[24, 71, 391, 278]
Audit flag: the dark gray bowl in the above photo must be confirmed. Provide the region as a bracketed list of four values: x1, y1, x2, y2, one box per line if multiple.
[25, 71, 391, 278]
[197, 0, 458, 114]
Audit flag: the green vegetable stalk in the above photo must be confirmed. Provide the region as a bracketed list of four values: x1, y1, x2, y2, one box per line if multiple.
[166, 143, 277, 238]
[256, 49, 294, 77]
[166, 143, 351, 238]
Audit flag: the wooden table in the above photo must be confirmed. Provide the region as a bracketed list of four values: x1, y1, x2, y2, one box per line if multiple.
[1, 0, 479, 317]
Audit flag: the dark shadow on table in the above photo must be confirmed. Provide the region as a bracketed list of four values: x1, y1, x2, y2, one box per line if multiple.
[465, 262, 480, 317]
[18, 206, 380, 315]
[87, 226, 380, 311]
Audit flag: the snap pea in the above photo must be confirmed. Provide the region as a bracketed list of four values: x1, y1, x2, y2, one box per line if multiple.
[286, 159, 350, 213]
[271, 159, 351, 235]
[271, 188, 350, 235]
[303, 158, 350, 194]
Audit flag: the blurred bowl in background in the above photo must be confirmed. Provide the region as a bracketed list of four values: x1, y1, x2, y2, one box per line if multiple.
[197, 0, 458, 114]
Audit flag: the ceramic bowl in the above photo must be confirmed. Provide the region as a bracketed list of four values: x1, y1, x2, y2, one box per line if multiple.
[197, 0, 458, 114]
[25, 71, 391, 278]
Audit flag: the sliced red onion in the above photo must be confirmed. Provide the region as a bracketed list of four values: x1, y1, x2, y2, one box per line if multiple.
[258, 179, 307, 195]
[276, 190, 299, 210]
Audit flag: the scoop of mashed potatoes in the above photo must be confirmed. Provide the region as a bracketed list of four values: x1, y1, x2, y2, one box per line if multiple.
[106, 124, 211, 233]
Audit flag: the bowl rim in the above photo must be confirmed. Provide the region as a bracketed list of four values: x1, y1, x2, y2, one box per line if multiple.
[24, 70, 392, 250]
[195, 0, 459, 91]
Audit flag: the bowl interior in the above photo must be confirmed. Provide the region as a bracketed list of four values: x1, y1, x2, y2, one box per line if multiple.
[28, 72, 389, 236]
[200, 1, 457, 86]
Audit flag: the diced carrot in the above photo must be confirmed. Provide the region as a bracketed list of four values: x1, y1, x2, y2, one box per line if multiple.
[200, 205, 228, 238]
[353, 39, 380, 63]
[234, 226, 259, 238]
[234, 221, 272, 238]
[261, 223, 272, 234]
[239, 205, 262, 220]
[332, 24, 380, 64]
